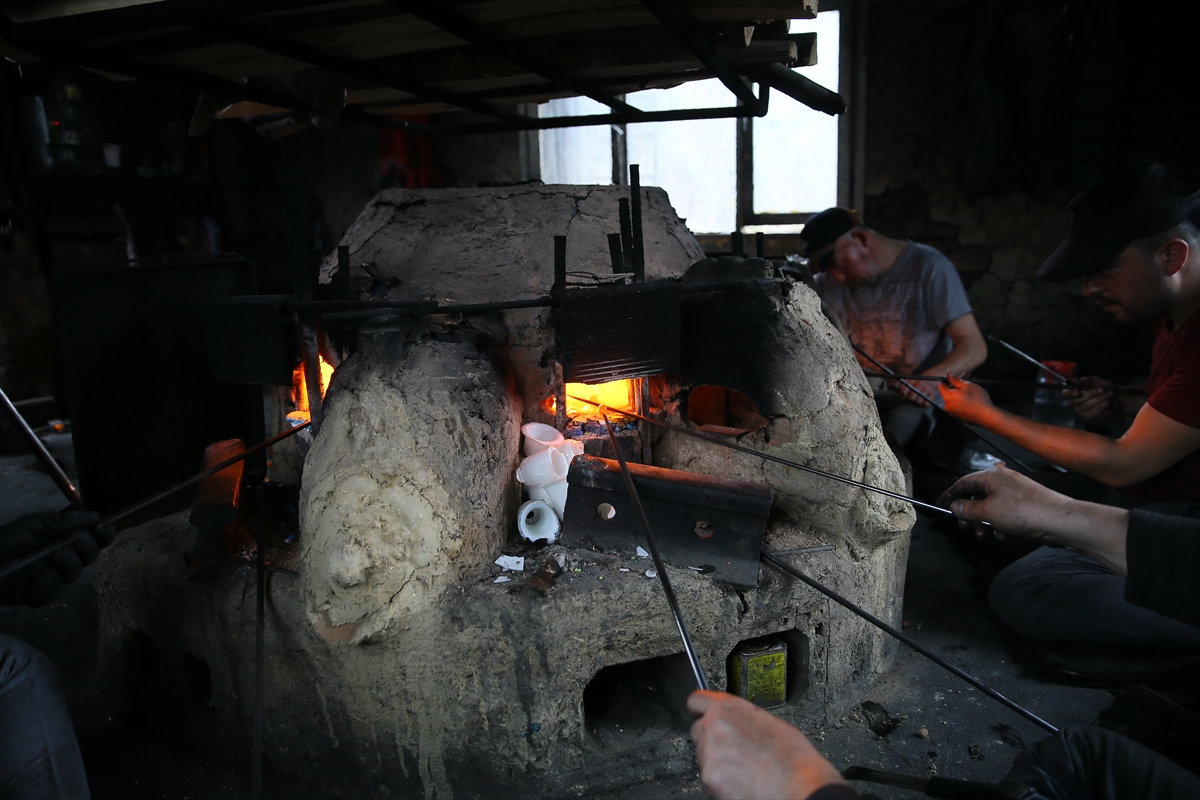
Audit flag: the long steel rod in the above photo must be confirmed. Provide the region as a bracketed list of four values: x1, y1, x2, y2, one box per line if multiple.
[601, 409, 709, 690]
[295, 278, 787, 316]
[761, 552, 1058, 734]
[0, 421, 312, 582]
[867, 371, 1143, 396]
[849, 341, 1036, 475]
[987, 336, 1074, 384]
[0, 386, 83, 507]
[574, 398, 952, 517]
[863, 371, 1067, 390]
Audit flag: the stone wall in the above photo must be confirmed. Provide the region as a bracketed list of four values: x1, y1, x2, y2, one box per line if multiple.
[860, 0, 1173, 382]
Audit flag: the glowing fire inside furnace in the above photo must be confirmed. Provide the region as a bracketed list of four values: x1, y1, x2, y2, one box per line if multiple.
[290, 356, 335, 421]
[546, 379, 637, 420]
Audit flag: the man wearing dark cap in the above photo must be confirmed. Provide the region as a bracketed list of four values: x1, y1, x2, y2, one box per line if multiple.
[800, 207, 987, 446]
[940, 161, 1200, 648]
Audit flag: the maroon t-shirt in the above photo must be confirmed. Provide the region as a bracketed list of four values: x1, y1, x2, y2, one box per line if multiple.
[1123, 311, 1200, 503]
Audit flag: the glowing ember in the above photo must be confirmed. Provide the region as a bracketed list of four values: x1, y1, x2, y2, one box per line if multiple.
[292, 355, 335, 418]
[550, 379, 636, 419]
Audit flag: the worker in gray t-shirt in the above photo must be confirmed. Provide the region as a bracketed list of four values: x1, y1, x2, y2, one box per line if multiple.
[800, 207, 987, 446]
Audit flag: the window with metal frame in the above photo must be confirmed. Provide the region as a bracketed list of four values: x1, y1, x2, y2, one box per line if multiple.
[538, 4, 861, 237]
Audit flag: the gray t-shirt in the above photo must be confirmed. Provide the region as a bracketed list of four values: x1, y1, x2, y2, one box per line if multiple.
[815, 242, 973, 375]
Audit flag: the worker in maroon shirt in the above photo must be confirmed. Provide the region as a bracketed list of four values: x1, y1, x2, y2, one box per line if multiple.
[940, 162, 1200, 506]
[939, 162, 1200, 649]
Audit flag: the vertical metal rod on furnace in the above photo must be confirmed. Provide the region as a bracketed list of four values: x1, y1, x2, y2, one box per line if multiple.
[755, 231, 765, 258]
[0, 386, 83, 508]
[601, 409, 708, 691]
[337, 244, 351, 298]
[607, 233, 626, 274]
[629, 164, 645, 282]
[553, 235, 567, 291]
[618, 198, 635, 272]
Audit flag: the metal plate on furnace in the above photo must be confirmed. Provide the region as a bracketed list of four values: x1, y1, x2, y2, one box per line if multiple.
[558, 281, 680, 383]
[561, 456, 772, 589]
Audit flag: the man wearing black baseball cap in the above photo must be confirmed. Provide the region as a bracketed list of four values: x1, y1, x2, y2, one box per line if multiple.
[800, 207, 987, 446]
[939, 161, 1200, 648]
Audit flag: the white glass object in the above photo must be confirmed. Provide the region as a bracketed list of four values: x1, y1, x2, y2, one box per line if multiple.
[522, 422, 565, 456]
[517, 500, 561, 544]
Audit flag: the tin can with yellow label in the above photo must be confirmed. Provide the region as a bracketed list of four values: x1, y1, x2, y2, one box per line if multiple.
[727, 639, 787, 709]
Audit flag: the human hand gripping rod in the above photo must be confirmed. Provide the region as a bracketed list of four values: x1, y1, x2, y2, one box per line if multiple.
[600, 408, 709, 690]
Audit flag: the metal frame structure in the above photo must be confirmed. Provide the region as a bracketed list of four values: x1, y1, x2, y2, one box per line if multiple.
[0, 0, 840, 136]
[736, 0, 863, 229]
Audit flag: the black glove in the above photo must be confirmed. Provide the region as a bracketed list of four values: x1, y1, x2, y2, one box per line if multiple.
[0, 510, 115, 606]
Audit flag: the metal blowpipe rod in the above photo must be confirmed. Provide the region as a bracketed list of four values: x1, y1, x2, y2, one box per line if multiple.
[863, 371, 1065, 389]
[0, 386, 83, 508]
[0, 421, 313, 583]
[987, 336, 1075, 384]
[601, 409, 709, 690]
[866, 372, 1145, 396]
[761, 552, 1059, 734]
[574, 398, 952, 517]
[849, 341, 1036, 476]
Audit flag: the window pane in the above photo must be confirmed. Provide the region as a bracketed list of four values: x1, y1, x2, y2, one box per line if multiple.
[539, 96, 611, 184]
[626, 79, 736, 234]
[753, 11, 840, 215]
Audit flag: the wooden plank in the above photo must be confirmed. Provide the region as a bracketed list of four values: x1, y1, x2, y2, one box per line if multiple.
[360, 27, 796, 85]
[53, 0, 816, 71]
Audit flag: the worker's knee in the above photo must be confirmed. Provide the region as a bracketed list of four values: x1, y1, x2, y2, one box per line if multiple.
[0, 632, 65, 696]
[986, 547, 1072, 638]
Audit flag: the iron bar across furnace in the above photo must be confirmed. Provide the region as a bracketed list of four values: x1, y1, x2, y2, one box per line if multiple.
[601, 409, 709, 690]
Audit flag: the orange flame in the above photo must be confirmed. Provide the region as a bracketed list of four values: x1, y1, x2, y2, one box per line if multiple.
[547, 379, 637, 420]
[291, 355, 335, 418]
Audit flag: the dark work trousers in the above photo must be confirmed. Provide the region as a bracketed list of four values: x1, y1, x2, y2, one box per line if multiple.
[0, 633, 90, 799]
[1000, 725, 1200, 800]
[988, 500, 1200, 649]
[988, 546, 1200, 648]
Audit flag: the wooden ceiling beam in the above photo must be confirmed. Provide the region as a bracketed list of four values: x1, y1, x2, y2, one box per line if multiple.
[386, 1, 644, 118]
[198, 18, 519, 120]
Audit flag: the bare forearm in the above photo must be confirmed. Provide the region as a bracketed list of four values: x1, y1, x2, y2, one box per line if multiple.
[928, 340, 987, 378]
[973, 406, 1133, 484]
[1036, 496, 1130, 575]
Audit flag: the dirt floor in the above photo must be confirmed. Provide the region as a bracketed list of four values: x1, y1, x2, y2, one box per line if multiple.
[0, 445, 1141, 799]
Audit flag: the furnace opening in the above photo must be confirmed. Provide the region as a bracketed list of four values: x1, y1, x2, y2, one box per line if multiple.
[724, 629, 810, 709]
[289, 356, 334, 422]
[686, 385, 768, 435]
[583, 653, 694, 749]
[546, 378, 638, 421]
